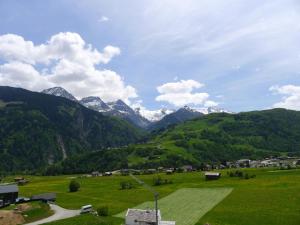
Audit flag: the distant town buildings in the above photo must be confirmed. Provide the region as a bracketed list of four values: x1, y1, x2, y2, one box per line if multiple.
[225, 157, 300, 169]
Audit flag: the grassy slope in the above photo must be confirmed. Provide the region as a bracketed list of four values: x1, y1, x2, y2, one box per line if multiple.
[9, 168, 300, 225]
[137, 109, 300, 166]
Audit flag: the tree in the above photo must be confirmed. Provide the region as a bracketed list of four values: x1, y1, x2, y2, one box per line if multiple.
[69, 180, 80, 192]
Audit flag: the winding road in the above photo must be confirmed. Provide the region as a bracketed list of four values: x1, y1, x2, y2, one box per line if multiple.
[25, 204, 80, 225]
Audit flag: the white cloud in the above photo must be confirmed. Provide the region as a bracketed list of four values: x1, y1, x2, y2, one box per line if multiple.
[0, 32, 136, 103]
[204, 100, 218, 107]
[270, 85, 300, 110]
[0, 61, 51, 90]
[156, 79, 217, 107]
[157, 79, 204, 94]
[99, 45, 121, 64]
[98, 16, 109, 22]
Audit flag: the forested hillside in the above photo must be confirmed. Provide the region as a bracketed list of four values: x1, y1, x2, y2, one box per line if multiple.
[45, 108, 300, 174]
[0, 86, 143, 172]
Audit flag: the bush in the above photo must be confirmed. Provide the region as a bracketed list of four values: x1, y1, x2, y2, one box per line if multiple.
[228, 170, 256, 180]
[97, 206, 109, 216]
[120, 181, 133, 190]
[69, 180, 80, 192]
[153, 176, 172, 186]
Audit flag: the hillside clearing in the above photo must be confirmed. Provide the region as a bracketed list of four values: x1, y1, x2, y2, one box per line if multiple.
[115, 188, 233, 225]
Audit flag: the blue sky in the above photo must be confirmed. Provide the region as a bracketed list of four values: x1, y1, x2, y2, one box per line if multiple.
[1, 0, 300, 116]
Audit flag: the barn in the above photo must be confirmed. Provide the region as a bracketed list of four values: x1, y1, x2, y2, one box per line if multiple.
[0, 184, 19, 207]
[204, 172, 221, 180]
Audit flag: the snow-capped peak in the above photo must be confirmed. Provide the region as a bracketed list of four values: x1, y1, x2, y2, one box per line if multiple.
[195, 106, 231, 114]
[41, 87, 77, 102]
[135, 108, 174, 122]
[80, 96, 110, 112]
[107, 99, 133, 114]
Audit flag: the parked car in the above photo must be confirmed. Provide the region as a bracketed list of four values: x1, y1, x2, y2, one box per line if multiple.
[80, 204, 92, 214]
[15, 197, 30, 203]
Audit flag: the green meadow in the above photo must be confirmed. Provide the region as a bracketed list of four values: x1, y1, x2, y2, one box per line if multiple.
[8, 168, 300, 225]
[115, 188, 233, 225]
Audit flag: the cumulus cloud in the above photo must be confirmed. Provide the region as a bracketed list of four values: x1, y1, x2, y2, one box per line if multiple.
[0, 32, 136, 102]
[156, 79, 217, 107]
[270, 85, 300, 110]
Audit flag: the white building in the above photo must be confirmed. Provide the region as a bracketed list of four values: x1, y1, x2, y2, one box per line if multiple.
[125, 209, 175, 225]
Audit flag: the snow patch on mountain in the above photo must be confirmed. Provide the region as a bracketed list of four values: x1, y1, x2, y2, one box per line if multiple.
[80, 96, 110, 112]
[42, 87, 77, 102]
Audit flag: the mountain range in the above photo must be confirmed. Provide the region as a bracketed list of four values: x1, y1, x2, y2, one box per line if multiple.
[41, 87, 229, 129]
[1, 85, 300, 174]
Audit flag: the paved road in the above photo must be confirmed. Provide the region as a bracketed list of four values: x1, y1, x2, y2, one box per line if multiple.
[25, 204, 80, 225]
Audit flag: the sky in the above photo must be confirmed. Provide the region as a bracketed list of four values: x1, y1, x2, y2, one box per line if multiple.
[1, 0, 300, 118]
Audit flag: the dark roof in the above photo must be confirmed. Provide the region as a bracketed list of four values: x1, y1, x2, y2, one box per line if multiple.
[0, 184, 18, 194]
[31, 193, 56, 201]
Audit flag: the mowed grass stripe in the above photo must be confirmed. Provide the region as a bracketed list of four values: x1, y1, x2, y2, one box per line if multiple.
[115, 188, 233, 225]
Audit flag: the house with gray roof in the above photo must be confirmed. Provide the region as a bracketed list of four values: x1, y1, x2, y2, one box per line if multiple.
[0, 184, 18, 207]
[125, 209, 175, 225]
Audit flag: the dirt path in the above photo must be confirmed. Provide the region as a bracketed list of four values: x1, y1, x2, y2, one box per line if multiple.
[25, 204, 80, 225]
[0, 210, 25, 225]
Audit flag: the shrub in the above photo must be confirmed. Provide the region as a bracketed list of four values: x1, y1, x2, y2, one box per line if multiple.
[120, 181, 133, 190]
[69, 180, 80, 192]
[97, 206, 109, 216]
[153, 176, 172, 186]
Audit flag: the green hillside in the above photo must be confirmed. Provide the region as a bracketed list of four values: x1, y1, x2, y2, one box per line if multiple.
[46, 108, 300, 174]
[142, 108, 300, 166]
[0, 86, 143, 172]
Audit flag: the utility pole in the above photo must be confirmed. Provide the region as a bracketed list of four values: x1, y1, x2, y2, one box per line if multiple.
[130, 174, 159, 225]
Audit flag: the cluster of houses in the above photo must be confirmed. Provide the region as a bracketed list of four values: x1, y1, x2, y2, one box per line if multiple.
[225, 157, 300, 169]
[88, 166, 195, 177]
[85, 157, 300, 179]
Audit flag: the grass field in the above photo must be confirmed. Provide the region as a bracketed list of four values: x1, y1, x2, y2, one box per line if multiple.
[2, 168, 299, 225]
[115, 188, 233, 225]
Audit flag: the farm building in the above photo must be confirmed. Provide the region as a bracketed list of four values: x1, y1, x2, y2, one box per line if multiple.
[125, 209, 175, 225]
[14, 177, 29, 185]
[91, 171, 100, 177]
[103, 172, 112, 176]
[31, 193, 56, 203]
[181, 165, 193, 172]
[0, 184, 18, 207]
[236, 159, 251, 168]
[204, 172, 221, 180]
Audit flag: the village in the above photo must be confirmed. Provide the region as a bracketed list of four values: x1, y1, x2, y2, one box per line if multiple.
[85, 156, 300, 178]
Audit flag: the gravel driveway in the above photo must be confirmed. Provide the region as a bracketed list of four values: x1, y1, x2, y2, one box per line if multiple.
[25, 204, 80, 225]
